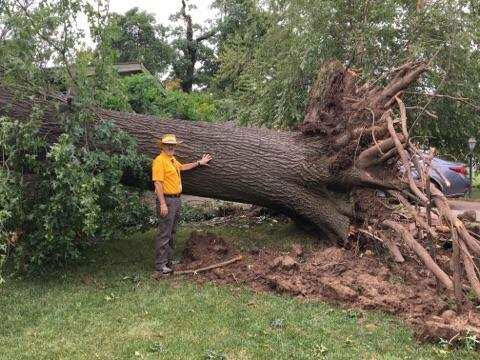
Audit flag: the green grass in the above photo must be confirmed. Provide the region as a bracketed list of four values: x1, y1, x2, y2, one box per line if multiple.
[0, 223, 478, 359]
[469, 188, 480, 200]
[198, 219, 319, 252]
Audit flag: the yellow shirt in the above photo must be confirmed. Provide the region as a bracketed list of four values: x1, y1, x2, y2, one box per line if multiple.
[152, 152, 183, 194]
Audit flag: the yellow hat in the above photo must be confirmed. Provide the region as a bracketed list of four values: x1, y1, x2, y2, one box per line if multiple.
[158, 134, 182, 147]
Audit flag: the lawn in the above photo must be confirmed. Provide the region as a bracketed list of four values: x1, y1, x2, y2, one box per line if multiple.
[0, 222, 478, 359]
[470, 188, 480, 200]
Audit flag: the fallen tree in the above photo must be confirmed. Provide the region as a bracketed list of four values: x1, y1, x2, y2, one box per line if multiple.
[1, 60, 480, 306]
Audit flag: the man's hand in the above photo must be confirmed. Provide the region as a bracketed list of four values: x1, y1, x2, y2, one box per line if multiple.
[199, 154, 212, 166]
[160, 203, 168, 217]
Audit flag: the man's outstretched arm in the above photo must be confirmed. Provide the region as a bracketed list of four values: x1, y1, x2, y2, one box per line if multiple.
[180, 154, 212, 171]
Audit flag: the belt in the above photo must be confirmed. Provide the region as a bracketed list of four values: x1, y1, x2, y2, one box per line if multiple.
[164, 193, 181, 198]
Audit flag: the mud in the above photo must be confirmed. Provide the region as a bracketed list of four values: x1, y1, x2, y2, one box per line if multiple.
[174, 231, 480, 343]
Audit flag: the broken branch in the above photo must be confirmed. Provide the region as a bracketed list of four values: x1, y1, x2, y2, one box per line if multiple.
[174, 255, 243, 275]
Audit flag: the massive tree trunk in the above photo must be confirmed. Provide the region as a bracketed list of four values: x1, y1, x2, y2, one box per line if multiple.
[2, 60, 480, 302]
[102, 109, 354, 241]
[0, 87, 353, 239]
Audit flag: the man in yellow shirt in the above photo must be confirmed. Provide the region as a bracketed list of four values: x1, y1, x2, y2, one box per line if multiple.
[152, 134, 212, 276]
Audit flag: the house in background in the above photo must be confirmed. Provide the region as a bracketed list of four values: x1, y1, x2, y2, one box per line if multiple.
[110, 62, 150, 77]
[86, 62, 151, 77]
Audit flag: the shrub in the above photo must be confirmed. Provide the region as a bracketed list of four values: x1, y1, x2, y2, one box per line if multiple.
[159, 90, 219, 122]
[102, 74, 219, 122]
[0, 115, 152, 272]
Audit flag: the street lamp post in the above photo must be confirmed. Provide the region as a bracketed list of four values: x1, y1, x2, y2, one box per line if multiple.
[468, 137, 477, 197]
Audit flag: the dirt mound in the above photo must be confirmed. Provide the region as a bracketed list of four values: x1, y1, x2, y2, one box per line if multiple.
[174, 231, 480, 343]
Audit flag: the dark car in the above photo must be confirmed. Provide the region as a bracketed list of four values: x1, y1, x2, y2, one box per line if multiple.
[411, 156, 470, 197]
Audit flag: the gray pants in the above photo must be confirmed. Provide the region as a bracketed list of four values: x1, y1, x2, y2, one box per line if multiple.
[155, 196, 181, 270]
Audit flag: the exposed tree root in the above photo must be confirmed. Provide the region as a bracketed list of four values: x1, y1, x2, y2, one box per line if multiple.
[389, 191, 437, 239]
[383, 105, 480, 303]
[452, 229, 465, 311]
[379, 232, 406, 263]
[357, 228, 405, 263]
[378, 102, 480, 304]
[383, 220, 453, 290]
[459, 241, 480, 299]
[302, 60, 480, 305]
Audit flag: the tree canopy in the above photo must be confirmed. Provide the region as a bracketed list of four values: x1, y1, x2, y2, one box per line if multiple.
[168, 0, 219, 92]
[212, 0, 480, 157]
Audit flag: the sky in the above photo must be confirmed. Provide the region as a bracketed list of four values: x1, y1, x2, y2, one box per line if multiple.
[78, 0, 216, 49]
[108, 0, 216, 27]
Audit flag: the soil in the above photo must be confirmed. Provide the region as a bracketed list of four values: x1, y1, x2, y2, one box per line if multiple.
[174, 231, 480, 343]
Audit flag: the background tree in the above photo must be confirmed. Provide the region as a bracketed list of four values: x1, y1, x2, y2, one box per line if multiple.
[210, 0, 269, 93]
[109, 7, 172, 75]
[212, 0, 480, 158]
[169, 0, 218, 92]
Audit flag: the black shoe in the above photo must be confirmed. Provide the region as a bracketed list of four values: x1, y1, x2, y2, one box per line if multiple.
[152, 266, 173, 280]
[160, 265, 173, 274]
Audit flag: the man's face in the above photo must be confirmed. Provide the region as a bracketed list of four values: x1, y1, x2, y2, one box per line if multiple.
[163, 143, 176, 155]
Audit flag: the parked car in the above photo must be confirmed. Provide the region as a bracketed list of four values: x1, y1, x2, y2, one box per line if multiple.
[411, 156, 470, 197]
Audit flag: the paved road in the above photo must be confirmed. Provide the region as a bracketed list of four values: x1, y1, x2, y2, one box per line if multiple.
[448, 200, 480, 211]
[447, 199, 480, 221]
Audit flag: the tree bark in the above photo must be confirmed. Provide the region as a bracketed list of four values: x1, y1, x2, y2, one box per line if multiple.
[0, 87, 355, 239]
[180, 0, 195, 93]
